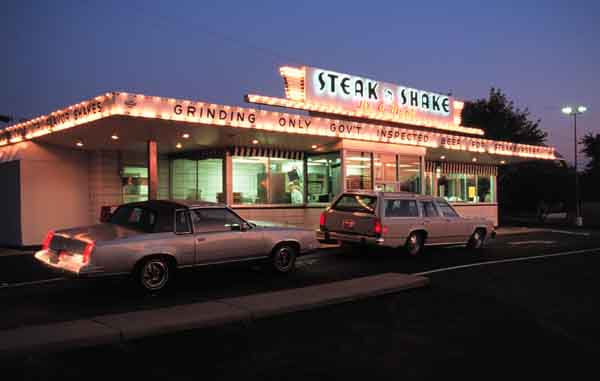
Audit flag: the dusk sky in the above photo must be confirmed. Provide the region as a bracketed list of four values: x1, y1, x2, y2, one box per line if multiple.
[2, 0, 598, 166]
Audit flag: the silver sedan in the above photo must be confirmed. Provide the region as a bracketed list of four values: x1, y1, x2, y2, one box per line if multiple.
[35, 200, 321, 291]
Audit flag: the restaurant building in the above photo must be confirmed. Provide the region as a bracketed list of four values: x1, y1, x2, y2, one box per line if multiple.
[0, 65, 555, 246]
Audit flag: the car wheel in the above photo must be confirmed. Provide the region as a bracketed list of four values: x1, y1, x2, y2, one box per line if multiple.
[271, 244, 297, 273]
[138, 257, 171, 292]
[467, 229, 485, 250]
[405, 232, 424, 256]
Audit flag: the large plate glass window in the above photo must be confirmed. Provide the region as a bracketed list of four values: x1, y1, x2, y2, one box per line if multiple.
[307, 152, 341, 203]
[232, 156, 304, 205]
[171, 158, 223, 202]
[374, 153, 397, 191]
[122, 166, 148, 203]
[398, 156, 421, 193]
[345, 151, 372, 191]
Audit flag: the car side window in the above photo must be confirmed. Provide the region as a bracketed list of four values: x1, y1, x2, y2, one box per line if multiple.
[174, 210, 191, 233]
[191, 208, 246, 233]
[421, 201, 439, 217]
[385, 199, 419, 217]
[436, 200, 460, 218]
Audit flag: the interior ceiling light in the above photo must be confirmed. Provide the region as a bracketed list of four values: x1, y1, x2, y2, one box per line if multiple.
[176, 142, 182, 149]
[182, 133, 190, 139]
[311, 144, 318, 149]
[111, 134, 119, 140]
[252, 139, 259, 144]
[76, 140, 83, 147]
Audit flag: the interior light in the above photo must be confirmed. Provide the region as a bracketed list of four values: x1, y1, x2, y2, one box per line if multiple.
[182, 133, 190, 139]
[176, 142, 182, 149]
[500, 160, 506, 164]
[76, 140, 84, 147]
[440, 155, 446, 160]
[252, 139, 259, 144]
[311, 144, 318, 149]
[472, 157, 477, 162]
[111, 134, 119, 140]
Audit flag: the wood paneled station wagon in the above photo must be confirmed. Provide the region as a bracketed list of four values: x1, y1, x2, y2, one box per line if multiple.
[317, 192, 496, 256]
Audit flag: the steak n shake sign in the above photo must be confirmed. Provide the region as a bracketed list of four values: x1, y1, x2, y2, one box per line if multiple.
[308, 67, 451, 117]
[267, 65, 475, 135]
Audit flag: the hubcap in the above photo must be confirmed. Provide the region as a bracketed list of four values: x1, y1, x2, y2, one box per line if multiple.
[472, 232, 482, 248]
[142, 261, 168, 290]
[408, 235, 420, 254]
[276, 248, 292, 270]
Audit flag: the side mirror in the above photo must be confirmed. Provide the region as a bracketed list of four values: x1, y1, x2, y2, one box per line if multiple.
[230, 224, 243, 231]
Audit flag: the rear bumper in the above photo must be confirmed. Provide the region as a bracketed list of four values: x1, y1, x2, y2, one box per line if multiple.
[317, 230, 385, 246]
[34, 250, 105, 278]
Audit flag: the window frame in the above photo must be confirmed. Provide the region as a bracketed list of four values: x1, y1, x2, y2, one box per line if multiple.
[435, 199, 460, 218]
[420, 200, 440, 218]
[383, 198, 420, 218]
[190, 207, 249, 233]
[173, 209, 193, 235]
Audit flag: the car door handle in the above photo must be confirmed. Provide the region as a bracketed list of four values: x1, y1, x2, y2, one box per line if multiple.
[197, 238, 206, 242]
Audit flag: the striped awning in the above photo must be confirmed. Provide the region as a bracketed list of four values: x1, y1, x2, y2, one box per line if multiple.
[230, 146, 304, 160]
[425, 161, 498, 176]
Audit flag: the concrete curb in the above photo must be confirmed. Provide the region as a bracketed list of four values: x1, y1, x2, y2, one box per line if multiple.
[0, 273, 428, 357]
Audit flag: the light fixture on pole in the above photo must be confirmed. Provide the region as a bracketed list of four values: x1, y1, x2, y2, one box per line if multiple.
[561, 105, 587, 226]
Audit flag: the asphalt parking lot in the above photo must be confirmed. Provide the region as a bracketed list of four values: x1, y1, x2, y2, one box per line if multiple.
[1, 227, 600, 379]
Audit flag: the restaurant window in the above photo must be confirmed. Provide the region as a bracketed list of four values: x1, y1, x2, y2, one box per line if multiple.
[345, 151, 372, 191]
[436, 171, 496, 203]
[232, 156, 304, 205]
[171, 158, 223, 202]
[477, 176, 495, 203]
[307, 152, 341, 203]
[122, 166, 148, 203]
[399, 156, 421, 193]
[424, 171, 434, 196]
[374, 153, 397, 191]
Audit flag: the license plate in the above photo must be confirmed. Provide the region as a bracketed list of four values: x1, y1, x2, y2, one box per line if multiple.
[343, 219, 356, 229]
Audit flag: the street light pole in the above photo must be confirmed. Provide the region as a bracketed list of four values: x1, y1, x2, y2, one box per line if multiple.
[562, 105, 587, 227]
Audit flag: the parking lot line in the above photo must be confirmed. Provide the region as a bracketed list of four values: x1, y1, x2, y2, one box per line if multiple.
[413, 247, 600, 276]
[0, 277, 65, 289]
[546, 230, 591, 237]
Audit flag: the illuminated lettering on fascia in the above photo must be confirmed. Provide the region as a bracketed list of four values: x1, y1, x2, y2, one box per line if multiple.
[312, 69, 451, 116]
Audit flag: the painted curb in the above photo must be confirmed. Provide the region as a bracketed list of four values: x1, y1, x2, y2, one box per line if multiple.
[0, 273, 428, 357]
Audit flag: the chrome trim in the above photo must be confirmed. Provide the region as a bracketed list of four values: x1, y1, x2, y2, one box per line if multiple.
[424, 241, 467, 246]
[178, 255, 270, 269]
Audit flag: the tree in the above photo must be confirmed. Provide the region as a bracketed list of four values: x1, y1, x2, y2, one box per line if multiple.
[580, 133, 600, 202]
[461, 88, 547, 145]
[580, 133, 600, 174]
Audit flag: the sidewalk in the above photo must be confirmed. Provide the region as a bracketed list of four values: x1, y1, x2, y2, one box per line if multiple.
[0, 272, 428, 357]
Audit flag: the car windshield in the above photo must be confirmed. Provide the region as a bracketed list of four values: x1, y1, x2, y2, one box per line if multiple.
[332, 194, 378, 214]
[108, 205, 157, 233]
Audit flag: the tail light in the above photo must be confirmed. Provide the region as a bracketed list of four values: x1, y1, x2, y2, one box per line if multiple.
[319, 211, 327, 228]
[82, 241, 95, 264]
[374, 219, 387, 236]
[42, 231, 54, 250]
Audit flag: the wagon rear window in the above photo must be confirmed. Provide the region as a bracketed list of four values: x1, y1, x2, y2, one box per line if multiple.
[385, 199, 419, 217]
[332, 194, 377, 214]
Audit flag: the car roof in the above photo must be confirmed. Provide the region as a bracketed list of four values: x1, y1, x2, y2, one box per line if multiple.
[119, 199, 227, 212]
[342, 191, 440, 201]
